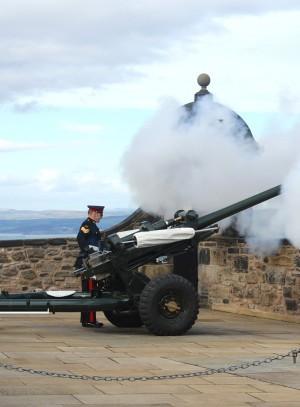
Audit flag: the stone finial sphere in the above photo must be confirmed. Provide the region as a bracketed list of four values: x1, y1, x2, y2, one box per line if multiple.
[197, 73, 210, 88]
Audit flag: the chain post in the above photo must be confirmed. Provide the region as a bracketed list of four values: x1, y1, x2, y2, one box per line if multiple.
[292, 350, 298, 364]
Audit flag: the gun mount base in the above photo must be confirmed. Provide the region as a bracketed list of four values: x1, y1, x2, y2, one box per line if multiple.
[0, 291, 130, 313]
[103, 309, 143, 328]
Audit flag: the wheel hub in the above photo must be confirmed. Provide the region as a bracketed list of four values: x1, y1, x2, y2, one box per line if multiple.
[159, 294, 182, 318]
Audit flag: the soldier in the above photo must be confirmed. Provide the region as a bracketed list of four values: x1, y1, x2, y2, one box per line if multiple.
[75, 205, 105, 328]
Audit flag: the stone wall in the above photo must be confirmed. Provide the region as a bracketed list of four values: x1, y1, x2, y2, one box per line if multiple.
[0, 238, 80, 292]
[0, 238, 171, 293]
[1, 236, 300, 322]
[198, 236, 300, 321]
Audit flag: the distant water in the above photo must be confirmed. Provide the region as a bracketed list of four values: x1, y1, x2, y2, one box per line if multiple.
[0, 215, 127, 240]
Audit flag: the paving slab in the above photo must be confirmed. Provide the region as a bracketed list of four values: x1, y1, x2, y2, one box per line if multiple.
[0, 310, 300, 406]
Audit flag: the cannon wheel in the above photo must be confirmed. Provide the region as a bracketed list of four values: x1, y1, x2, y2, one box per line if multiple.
[139, 274, 199, 336]
[103, 309, 143, 328]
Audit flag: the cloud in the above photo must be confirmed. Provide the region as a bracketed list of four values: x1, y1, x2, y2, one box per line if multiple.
[35, 169, 61, 191]
[62, 122, 104, 135]
[10, 167, 128, 196]
[0, 174, 33, 187]
[0, 139, 50, 152]
[13, 100, 40, 113]
[0, 166, 133, 210]
[0, 1, 299, 103]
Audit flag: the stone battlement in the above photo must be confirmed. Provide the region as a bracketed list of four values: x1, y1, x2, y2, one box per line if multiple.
[0, 237, 299, 322]
[0, 238, 80, 292]
[198, 237, 300, 321]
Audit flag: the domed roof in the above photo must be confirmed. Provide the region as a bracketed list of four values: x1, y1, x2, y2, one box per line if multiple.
[184, 73, 254, 142]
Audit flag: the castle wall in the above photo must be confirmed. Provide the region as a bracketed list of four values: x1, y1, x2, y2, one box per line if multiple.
[0, 237, 299, 322]
[0, 238, 80, 292]
[198, 237, 300, 321]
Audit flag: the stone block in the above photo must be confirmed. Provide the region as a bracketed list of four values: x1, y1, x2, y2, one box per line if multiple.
[228, 248, 239, 254]
[62, 250, 78, 258]
[285, 298, 298, 311]
[11, 251, 26, 261]
[45, 249, 60, 256]
[231, 284, 245, 298]
[295, 256, 300, 268]
[261, 290, 277, 307]
[61, 264, 73, 270]
[18, 263, 31, 270]
[39, 261, 57, 274]
[0, 253, 9, 263]
[199, 248, 210, 265]
[245, 287, 255, 299]
[246, 272, 259, 284]
[65, 243, 79, 250]
[283, 286, 292, 297]
[271, 254, 293, 267]
[285, 275, 296, 285]
[64, 275, 79, 284]
[234, 256, 248, 273]
[211, 250, 227, 266]
[54, 271, 71, 278]
[26, 248, 45, 258]
[1, 265, 19, 277]
[202, 242, 217, 247]
[264, 270, 285, 285]
[21, 270, 37, 280]
[28, 280, 43, 288]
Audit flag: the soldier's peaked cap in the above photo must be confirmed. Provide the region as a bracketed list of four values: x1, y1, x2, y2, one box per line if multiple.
[87, 205, 104, 213]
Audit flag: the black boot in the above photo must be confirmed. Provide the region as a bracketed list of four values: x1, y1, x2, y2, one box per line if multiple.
[82, 321, 104, 328]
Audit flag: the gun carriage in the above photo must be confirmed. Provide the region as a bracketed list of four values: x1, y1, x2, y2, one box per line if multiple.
[0, 185, 281, 335]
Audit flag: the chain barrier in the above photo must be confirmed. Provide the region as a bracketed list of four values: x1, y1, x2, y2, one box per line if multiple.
[0, 347, 299, 382]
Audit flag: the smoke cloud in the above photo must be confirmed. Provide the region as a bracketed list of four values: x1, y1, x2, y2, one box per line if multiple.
[122, 96, 300, 252]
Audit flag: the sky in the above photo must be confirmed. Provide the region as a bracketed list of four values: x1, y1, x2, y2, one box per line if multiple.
[1, 0, 300, 211]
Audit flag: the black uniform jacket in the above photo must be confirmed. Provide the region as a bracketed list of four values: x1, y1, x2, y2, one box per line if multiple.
[75, 218, 101, 268]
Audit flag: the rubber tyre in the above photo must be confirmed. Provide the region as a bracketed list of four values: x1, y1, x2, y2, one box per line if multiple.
[103, 309, 143, 328]
[139, 274, 199, 336]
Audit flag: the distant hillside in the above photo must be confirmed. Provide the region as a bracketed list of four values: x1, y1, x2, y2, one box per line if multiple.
[0, 208, 133, 220]
[0, 215, 128, 239]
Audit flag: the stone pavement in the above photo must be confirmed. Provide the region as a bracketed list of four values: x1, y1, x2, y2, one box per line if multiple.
[0, 310, 299, 406]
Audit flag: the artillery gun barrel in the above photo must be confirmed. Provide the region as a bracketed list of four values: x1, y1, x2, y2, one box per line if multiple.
[196, 185, 281, 230]
[107, 185, 281, 251]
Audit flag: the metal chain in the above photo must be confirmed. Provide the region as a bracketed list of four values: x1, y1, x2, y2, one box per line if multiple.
[0, 347, 299, 382]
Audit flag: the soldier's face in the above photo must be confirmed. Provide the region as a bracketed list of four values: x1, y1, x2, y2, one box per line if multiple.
[89, 210, 103, 223]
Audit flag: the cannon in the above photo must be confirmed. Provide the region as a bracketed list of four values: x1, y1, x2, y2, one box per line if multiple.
[0, 185, 281, 335]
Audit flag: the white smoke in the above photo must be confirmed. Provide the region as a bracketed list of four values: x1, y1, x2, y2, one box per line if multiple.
[281, 162, 300, 247]
[122, 96, 300, 251]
